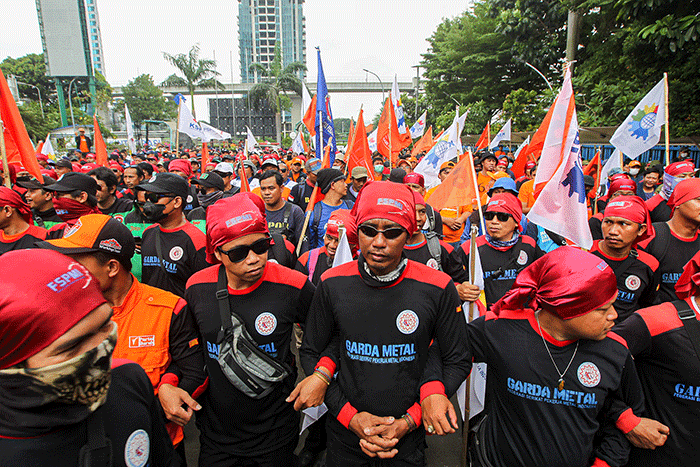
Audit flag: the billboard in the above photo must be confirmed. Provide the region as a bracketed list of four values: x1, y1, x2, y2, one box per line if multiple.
[36, 0, 89, 77]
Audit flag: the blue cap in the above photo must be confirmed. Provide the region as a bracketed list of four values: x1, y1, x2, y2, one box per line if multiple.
[488, 176, 518, 197]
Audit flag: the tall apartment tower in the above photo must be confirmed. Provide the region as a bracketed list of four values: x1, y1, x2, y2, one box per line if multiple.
[84, 0, 105, 77]
[238, 0, 306, 84]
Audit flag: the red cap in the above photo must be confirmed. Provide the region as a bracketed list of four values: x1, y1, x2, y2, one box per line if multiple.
[676, 249, 700, 299]
[491, 246, 618, 320]
[36, 153, 48, 162]
[666, 160, 695, 176]
[41, 168, 58, 179]
[486, 193, 522, 230]
[403, 172, 425, 188]
[329, 209, 356, 246]
[0, 249, 107, 369]
[603, 195, 654, 243]
[169, 159, 193, 178]
[352, 181, 417, 235]
[525, 161, 536, 170]
[668, 178, 700, 212]
[81, 162, 98, 173]
[0, 186, 32, 223]
[205, 194, 269, 264]
[608, 178, 636, 197]
[109, 161, 124, 173]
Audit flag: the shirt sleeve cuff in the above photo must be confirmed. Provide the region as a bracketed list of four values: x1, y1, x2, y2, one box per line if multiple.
[316, 356, 336, 375]
[615, 407, 641, 434]
[591, 458, 612, 467]
[157, 373, 179, 390]
[420, 380, 446, 403]
[337, 402, 358, 429]
[407, 402, 422, 427]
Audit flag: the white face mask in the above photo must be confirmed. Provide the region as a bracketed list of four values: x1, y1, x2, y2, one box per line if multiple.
[629, 168, 640, 176]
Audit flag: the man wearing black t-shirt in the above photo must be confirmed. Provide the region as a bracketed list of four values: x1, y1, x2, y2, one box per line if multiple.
[289, 157, 321, 211]
[88, 167, 133, 218]
[0, 186, 47, 256]
[261, 170, 307, 252]
[16, 175, 62, 225]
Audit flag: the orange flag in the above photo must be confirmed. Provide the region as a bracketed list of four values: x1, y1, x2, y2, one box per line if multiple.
[520, 96, 558, 164]
[433, 129, 444, 143]
[347, 120, 354, 152]
[300, 132, 309, 153]
[377, 97, 411, 166]
[303, 95, 317, 137]
[426, 149, 479, 211]
[201, 142, 210, 171]
[346, 109, 375, 181]
[0, 69, 42, 180]
[239, 163, 250, 193]
[583, 150, 602, 198]
[510, 139, 531, 178]
[93, 115, 108, 167]
[474, 122, 490, 151]
[411, 126, 434, 157]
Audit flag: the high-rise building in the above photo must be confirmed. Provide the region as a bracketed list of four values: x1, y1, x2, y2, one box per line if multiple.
[238, 0, 306, 84]
[84, 0, 105, 77]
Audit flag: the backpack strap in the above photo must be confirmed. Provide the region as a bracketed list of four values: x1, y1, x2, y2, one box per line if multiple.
[424, 232, 443, 271]
[671, 300, 700, 375]
[311, 202, 324, 245]
[78, 408, 112, 467]
[652, 221, 672, 262]
[426, 205, 436, 231]
[282, 202, 292, 227]
[270, 233, 291, 267]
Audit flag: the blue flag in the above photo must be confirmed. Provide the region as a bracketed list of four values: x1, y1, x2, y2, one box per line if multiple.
[315, 49, 336, 164]
[173, 93, 186, 105]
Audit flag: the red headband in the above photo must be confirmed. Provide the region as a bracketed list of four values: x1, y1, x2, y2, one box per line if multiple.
[0, 250, 107, 369]
[608, 178, 636, 197]
[666, 160, 695, 176]
[491, 247, 618, 320]
[403, 172, 425, 188]
[603, 195, 654, 243]
[0, 187, 32, 223]
[352, 181, 417, 234]
[668, 178, 700, 212]
[169, 159, 192, 178]
[486, 193, 522, 230]
[329, 208, 357, 246]
[205, 195, 269, 264]
[676, 249, 700, 299]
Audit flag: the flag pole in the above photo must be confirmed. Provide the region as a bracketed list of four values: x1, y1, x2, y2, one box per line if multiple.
[664, 72, 670, 166]
[0, 113, 11, 188]
[461, 224, 479, 467]
[175, 101, 181, 158]
[467, 148, 485, 232]
[296, 143, 330, 256]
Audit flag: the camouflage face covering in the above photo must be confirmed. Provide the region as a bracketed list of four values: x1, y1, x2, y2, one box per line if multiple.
[0, 323, 117, 437]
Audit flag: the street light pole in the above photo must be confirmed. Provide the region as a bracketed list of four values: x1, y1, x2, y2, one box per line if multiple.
[362, 68, 385, 103]
[16, 81, 43, 117]
[68, 78, 78, 131]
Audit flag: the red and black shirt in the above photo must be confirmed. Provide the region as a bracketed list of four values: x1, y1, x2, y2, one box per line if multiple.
[403, 237, 464, 283]
[0, 224, 48, 256]
[646, 194, 672, 223]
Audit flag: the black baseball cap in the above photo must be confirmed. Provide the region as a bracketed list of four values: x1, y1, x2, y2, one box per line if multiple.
[55, 158, 73, 169]
[44, 172, 98, 196]
[135, 172, 189, 200]
[191, 172, 224, 191]
[15, 175, 56, 190]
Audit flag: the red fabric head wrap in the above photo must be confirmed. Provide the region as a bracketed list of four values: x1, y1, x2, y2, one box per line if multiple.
[352, 181, 417, 234]
[0, 249, 107, 369]
[666, 160, 696, 176]
[525, 161, 537, 170]
[603, 195, 654, 243]
[486, 193, 522, 230]
[328, 209, 357, 247]
[676, 249, 700, 299]
[205, 194, 269, 264]
[668, 178, 700, 212]
[0, 186, 32, 223]
[413, 191, 426, 207]
[491, 247, 618, 320]
[169, 159, 192, 178]
[403, 172, 425, 188]
[608, 178, 637, 197]
[237, 191, 266, 216]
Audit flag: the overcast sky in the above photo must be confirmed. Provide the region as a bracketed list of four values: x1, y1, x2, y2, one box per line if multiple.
[2, 0, 470, 121]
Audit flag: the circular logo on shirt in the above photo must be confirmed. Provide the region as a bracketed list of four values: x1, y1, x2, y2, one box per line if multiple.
[517, 250, 529, 266]
[577, 362, 601, 388]
[625, 275, 641, 291]
[426, 258, 439, 270]
[124, 429, 149, 467]
[268, 259, 279, 264]
[255, 312, 277, 336]
[396, 310, 419, 335]
[169, 246, 184, 261]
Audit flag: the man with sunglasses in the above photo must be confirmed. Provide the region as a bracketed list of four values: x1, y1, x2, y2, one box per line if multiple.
[187, 172, 226, 221]
[297, 181, 470, 466]
[185, 195, 316, 466]
[453, 193, 543, 309]
[137, 173, 208, 297]
[278, 160, 298, 192]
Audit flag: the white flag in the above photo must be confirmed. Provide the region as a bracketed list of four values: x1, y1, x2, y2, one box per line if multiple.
[200, 121, 231, 142]
[391, 74, 409, 134]
[609, 78, 666, 159]
[178, 100, 205, 140]
[124, 103, 137, 154]
[410, 111, 427, 139]
[512, 136, 530, 160]
[332, 231, 354, 267]
[290, 132, 305, 154]
[414, 115, 460, 187]
[488, 118, 511, 149]
[40, 133, 55, 157]
[367, 128, 378, 152]
[599, 149, 623, 196]
[246, 126, 258, 153]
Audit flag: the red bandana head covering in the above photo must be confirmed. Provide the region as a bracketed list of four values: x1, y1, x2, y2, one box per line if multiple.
[666, 160, 695, 176]
[486, 193, 522, 230]
[237, 191, 266, 216]
[676, 249, 700, 299]
[328, 208, 357, 248]
[0, 187, 32, 223]
[668, 178, 700, 212]
[205, 194, 269, 264]
[352, 181, 417, 234]
[525, 161, 537, 170]
[413, 191, 426, 207]
[403, 172, 425, 188]
[491, 246, 618, 320]
[0, 249, 107, 369]
[169, 159, 193, 178]
[603, 195, 655, 243]
[608, 178, 637, 197]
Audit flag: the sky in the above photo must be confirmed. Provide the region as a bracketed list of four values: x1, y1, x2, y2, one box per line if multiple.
[2, 0, 470, 122]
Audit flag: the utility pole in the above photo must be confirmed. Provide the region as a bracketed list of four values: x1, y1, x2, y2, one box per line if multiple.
[566, 10, 581, 73]
[412, 65, 421, 115]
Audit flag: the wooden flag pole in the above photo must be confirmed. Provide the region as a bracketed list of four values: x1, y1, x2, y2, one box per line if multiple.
[0, 114, 11, 188]
[175, 102, 182, 158]
[296, 206, 314, 256]
[664, 73, 670, 166]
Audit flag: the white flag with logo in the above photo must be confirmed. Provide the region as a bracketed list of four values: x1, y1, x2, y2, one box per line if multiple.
[124, 103, 137, 154]
[367, 128, 378, 152]
[414, 115, 460, 187]
[290, 132, 305, 154]
[40, 133, 55, 157]
[200, 121, 231, 142]
[391, 74, 409, 135]
[609, 78, 666, 159]
[410, 111, 427, 139]
[246, 126, 258, 153]
[489, 118, 511, 149]
[178, 100, 205, 140]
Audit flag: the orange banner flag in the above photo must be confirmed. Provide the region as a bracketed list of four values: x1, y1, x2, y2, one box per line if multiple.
[520, 96, 558, 164]
[0, 69, 42, 180]
[201, 142, 210, 171]
[425, 149, 479, 211]
[306, 144, 331, 212]
[300, 132, 309, 154]
[474, 122, 490, 151]
[346, 109, 375, 181]
[239, 163, 250, 193]
[510, 141, 531, 179]
[583, 150, 602, 198]
[303, 95, 317, 137]
[411, 126, 434, 157]
[347, 119, 354, 152]
[93, 115, 109, 167]
[377, 97, 411, 166]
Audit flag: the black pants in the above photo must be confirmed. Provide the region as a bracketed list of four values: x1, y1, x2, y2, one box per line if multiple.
[198, 436, 298, 467]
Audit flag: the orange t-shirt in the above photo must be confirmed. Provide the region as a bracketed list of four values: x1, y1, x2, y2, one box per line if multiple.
[426, 185, 471, 243]
[518, 179, 535, 209]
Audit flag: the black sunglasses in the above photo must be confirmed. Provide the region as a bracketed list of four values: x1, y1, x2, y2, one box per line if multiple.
[144, 192, 175, 203]
[358, 224, 406, 240]
[484, 212, 512, 222]
[279, 167, 288, 173]
[218, 236, 272, 263]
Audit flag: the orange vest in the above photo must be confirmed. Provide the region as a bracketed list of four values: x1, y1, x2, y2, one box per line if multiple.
[252, 185, 291, 201]
[112, 276, 184, 444]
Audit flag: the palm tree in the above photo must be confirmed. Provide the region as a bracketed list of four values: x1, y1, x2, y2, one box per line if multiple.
[161, 44, 223, 118]
[248, 42, 306, 144]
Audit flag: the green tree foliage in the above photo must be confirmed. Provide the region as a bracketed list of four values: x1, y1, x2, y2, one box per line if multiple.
[502, 88, 556, 131]
[122, 74, 177, 126]
[0, 53, 55, 104]
[248, 43, 306, 144]
[161, 44, 223, 117]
